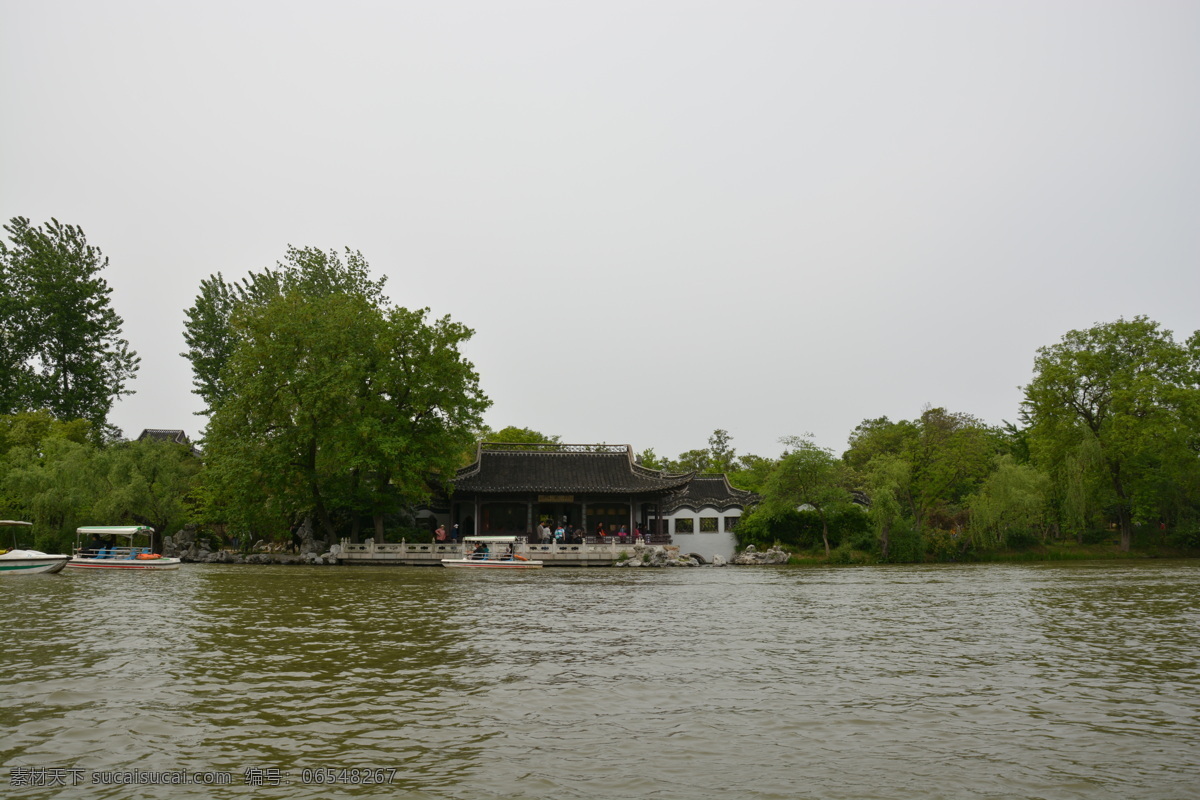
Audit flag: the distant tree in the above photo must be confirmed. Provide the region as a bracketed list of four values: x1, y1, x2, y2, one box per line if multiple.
[728, 453, 775, 493]
[2, 436, 98, 552]
[708, 429, 737, 474]
[485, 426, 562, 448]
[864, 454, 911, 560]
[843, 416, 918, 471]
[761, 437, 853, 557]
[90, 438, 201, 549]
[1023, 316, 1200, 550]
[0, 217, 139, 434]
[0, 411, 94, 533]
[908, 407, 998, 531]
[669, 448, 712, 474]
[635, 447, 664, 469]
[965, 455, 1051, 549]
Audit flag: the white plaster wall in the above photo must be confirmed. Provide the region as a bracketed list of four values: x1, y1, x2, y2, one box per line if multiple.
[667, 506, 741, 562]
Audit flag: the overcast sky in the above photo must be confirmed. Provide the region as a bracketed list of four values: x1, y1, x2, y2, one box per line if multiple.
[3, 0, 1197, 461]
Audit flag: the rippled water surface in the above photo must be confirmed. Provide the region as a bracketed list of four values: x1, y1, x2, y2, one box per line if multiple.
[3, 562, 1199, 799]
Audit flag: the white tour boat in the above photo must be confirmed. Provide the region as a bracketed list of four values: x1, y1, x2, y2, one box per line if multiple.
[67, 526, 182, 571]
[0, 521, 70, 575]
[441, 536, 543, 569]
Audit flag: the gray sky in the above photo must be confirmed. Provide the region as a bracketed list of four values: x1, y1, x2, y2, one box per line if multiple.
[3, 0, 1198, 461]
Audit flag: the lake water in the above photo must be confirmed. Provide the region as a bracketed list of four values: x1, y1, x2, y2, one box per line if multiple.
[3, 561, 1199, 799]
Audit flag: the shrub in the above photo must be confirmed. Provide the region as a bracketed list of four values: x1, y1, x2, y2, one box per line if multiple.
[885, 524, 924, 563]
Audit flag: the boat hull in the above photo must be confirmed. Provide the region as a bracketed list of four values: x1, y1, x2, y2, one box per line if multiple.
[441, 558, 543, 569]
[66, 557, 182, 571]
[0, 555, 70, 575]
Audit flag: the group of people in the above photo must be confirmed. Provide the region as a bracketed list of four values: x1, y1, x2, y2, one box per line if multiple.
[467, 541, 517, 560]
[429, 520, 654, 546]
[536, 521, 650, 545]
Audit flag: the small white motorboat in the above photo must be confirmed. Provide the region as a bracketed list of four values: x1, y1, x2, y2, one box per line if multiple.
[441, 536, 543, 569]
[66, 525, 182, 571]
[0, 521, 70, 574]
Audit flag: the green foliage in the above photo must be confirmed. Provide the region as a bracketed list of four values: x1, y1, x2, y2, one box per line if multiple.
[664, 429, 745, 476]
[669, 448, 713, 474]
[90, 439, 201, 536]
[966, 455, 1051, 549]
[635, 447, 664, 469]
[843, 416, 919, 471]
[863, 453, 911, 560]
[483, 426, 561, 448]
[196, 249, 489, 540]
[885, 523, 924, 563]
[737, 503, 868, 555]
[2, 436, 96, 549]
[728, 453, 775, 493]
[925, 528, 967, 562]
[761, 437, 854, 556]
[1023, 316, 1200, 551]
[0, 217, 139, 434]
[908, 407, 999, 530]
[182, 246, 387, 415]
[707, 429, 736, 474]
[0, 415, 203, 552]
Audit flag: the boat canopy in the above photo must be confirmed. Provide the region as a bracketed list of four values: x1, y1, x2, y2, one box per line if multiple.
[1, 520, 34, 527]
[76, 526, 154, 535]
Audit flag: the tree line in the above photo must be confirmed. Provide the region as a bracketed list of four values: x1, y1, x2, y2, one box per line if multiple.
[632, 316, 1200, 561]
[2, 216, 1197, 560]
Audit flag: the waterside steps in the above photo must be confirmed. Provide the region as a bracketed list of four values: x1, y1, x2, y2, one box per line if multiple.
[337, 539, 681, 567]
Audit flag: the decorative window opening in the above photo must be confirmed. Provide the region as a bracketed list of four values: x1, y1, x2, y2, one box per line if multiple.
[699, 517, 719, 532]
[674, 518, 694, 534]
[724, 516, 739, 532]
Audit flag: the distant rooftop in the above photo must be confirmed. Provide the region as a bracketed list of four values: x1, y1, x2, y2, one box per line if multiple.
[137, 429, 190, 445]
[135, 429, 200, 455]
[663, 474, 758, 513]
[455, 443, 694, 495]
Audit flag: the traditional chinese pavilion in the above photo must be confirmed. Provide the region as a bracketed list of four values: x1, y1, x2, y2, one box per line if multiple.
[446, 443, 689, 537]
[436, 444, 756, 559]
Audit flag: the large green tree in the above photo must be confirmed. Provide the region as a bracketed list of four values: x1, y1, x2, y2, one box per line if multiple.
[182, 245, 385, 415]
[194, 250, 489, 540]
[1022, 316, 1200, 551]
[0, 217, 139, 433]
[843, 408, 997, 534]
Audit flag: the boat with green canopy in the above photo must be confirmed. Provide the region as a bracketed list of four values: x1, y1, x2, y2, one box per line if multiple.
[67, 526, 181, 570]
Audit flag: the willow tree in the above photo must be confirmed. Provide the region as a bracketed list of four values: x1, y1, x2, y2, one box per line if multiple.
[1022, 317, 1200, 551]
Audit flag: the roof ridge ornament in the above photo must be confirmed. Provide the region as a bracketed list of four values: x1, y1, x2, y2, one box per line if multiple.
[479, 442, 629, 454]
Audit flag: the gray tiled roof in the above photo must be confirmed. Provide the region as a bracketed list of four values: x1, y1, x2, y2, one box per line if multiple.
[454, 444, 694, 495]
[663, 474, 758, 513]
[137, 429, 189, 445]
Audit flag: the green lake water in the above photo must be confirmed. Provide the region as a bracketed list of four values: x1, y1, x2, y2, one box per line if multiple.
[3, 561, 1199, 799]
